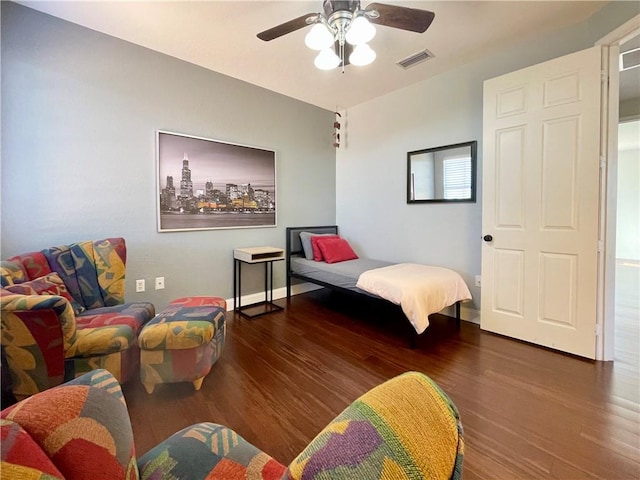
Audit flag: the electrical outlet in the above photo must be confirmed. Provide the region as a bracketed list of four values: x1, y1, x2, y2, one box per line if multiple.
[135, 279, 145, 292]
[155, 277, 165, 290]
[475, 275, 482, 288]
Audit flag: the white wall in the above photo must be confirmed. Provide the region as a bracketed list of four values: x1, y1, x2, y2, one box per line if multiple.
[617, 122, 640, 261]
[1, 3, 335, 309]
[336, 1, 640, 314]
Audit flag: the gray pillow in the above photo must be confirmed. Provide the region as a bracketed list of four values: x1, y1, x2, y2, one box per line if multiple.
[299, 232, 335, 260]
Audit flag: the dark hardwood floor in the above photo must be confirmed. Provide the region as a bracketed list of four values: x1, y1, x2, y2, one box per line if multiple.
[123, 288, 639, 479]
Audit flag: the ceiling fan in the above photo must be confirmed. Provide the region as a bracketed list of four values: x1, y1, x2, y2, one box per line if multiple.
[257, 1, 435, 70]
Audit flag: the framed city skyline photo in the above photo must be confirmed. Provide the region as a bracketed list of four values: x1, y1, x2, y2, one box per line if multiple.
[157, 131, 277, 232]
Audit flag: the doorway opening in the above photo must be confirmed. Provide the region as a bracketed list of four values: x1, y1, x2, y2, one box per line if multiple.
[614, 33, 639, 367]
[597, 15, 639, 362]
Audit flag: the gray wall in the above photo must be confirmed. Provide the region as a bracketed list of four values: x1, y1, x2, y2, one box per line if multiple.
[3, 2, 637, 315]
[1, 2, 336, 309]
[620, 98, 640, 119]
[336, 1, 640, 317]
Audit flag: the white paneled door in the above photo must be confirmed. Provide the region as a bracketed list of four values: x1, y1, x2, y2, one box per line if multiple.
[481, 46, 602, 359]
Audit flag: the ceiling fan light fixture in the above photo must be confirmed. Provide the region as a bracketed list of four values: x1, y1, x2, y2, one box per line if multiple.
[345, 15, 376, 45]
[349, 43, 376, 66]
[305, 23, 334, 51]
[314, 48, 341, 70]
[257, 2, 436, 74]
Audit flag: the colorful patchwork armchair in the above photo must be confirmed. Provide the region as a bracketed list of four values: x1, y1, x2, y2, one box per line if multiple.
[0, 368, 464, 480]
[0, 238, 155, 400]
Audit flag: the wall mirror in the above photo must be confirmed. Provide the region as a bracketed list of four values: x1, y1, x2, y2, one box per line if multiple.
[407, 140, 477, 203]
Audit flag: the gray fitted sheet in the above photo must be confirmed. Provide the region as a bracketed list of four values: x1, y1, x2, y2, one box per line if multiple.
[290, 255, 393, 292]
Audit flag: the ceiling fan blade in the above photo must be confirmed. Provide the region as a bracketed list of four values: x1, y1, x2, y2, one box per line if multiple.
[365, 3, 435, 33]
[257, 13, 317, 41]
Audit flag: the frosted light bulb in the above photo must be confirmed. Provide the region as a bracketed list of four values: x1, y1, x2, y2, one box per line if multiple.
[314, 48, 341, 70]
[305, 23, 334, 51]
[345, 16, 376, 45]
[349, 43, 376, 66]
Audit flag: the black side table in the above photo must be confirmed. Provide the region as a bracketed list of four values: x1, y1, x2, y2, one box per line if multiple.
[233, 247, 284, 318]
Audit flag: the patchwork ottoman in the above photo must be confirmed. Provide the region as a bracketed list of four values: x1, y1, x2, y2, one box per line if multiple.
[138, 296, 227, 394]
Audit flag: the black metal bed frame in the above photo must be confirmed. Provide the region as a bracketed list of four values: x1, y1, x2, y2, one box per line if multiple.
[285, 225, 461, 346]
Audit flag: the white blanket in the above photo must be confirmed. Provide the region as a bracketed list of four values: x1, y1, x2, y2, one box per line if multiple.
[356, 263, 472, 334]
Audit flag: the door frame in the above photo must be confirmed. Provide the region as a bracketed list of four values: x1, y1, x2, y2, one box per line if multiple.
[596, 15, 640, 361]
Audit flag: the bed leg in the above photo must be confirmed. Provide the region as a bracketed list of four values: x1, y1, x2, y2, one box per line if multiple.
[286, 276, 291, 299]
[456, 302, 461, 328]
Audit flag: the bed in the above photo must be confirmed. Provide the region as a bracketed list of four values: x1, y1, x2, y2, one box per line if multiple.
[285, 225, 472, 339]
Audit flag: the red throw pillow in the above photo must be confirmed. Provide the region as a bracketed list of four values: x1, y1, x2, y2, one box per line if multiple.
[316, 237, 359, 264]
[311, 234, 340, 261]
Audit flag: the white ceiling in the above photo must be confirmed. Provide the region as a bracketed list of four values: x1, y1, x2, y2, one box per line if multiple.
[19, 1, 610, 111]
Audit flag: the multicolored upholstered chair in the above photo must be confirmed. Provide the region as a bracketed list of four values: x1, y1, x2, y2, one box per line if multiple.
[0, 369, 464, 480]
[139, 296, 227, 394]
[0, 238, 155, 400]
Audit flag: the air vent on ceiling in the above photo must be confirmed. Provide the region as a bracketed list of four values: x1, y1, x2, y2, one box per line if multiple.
[397, 49, 434, 70]
[620, 47, 640, 71]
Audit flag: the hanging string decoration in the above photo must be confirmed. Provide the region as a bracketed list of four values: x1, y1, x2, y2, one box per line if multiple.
[333, 111, 342, 148]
